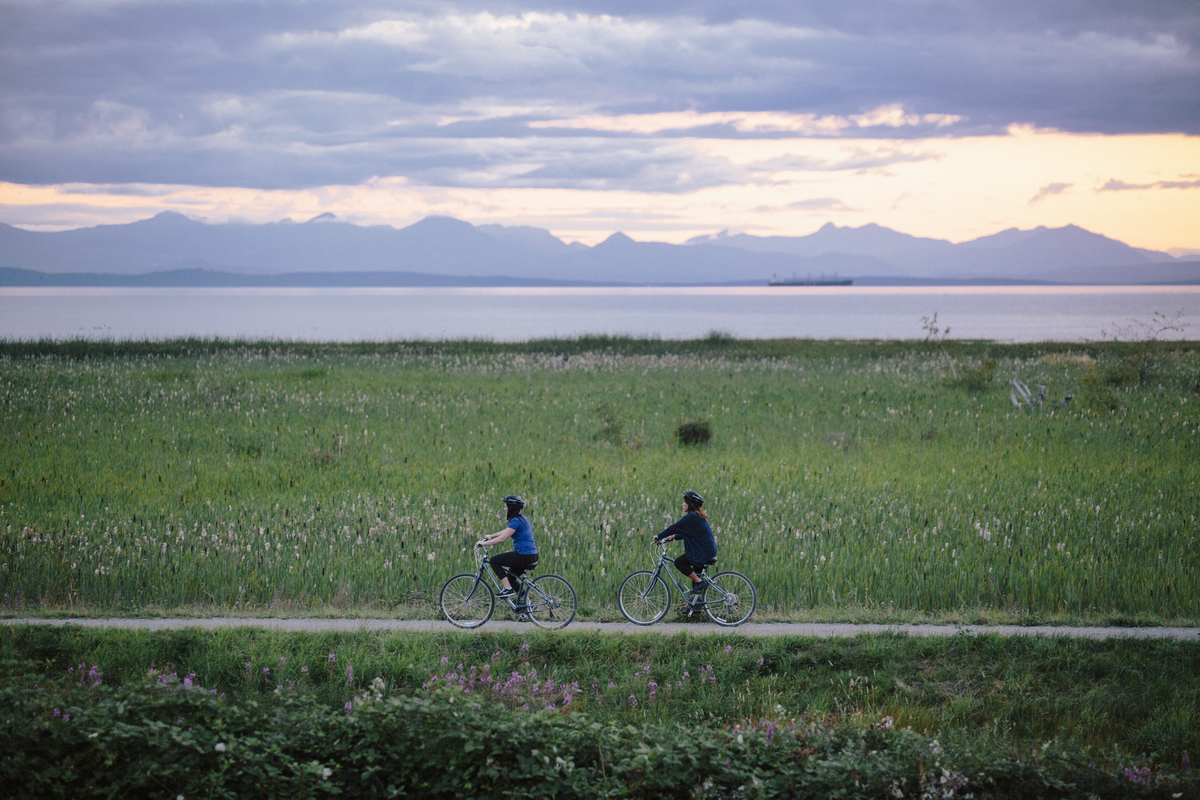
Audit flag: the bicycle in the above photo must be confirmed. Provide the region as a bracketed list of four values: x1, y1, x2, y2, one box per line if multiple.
[439, 545, 577, 630]
[618, 540, 756, 626]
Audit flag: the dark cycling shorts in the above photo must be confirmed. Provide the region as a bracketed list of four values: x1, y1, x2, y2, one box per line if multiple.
[491, 551, 538, 583]
[674, 554, 714, 577]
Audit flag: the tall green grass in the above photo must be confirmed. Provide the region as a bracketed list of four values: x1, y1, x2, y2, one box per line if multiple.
[1, 339, 1197, 619]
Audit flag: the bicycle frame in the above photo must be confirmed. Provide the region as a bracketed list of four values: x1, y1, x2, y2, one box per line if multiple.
[467, 545, 543, 612]
[647, 542, 726, 607]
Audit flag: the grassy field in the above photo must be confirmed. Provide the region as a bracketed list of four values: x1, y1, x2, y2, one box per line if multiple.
[3, 625, 1197, 765]
[1, 337, 1197, 622]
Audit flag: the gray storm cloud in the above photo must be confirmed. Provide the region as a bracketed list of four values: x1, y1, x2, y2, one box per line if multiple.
[0, 0, 1196, 191]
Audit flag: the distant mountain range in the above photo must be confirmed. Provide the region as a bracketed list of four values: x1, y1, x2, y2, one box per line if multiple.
[687, 224, 1200, 285]
[1, 212, 1197, 286]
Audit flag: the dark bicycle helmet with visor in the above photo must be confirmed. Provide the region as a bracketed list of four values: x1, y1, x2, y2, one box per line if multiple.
[683, 490, 704, 508]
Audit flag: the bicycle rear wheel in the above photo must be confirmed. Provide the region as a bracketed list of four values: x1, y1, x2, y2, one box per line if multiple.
[439, 573, 494, 628]
[618, 570, 671, 625]
[702, 571, 756, 626]
[525, 574, 577, 629]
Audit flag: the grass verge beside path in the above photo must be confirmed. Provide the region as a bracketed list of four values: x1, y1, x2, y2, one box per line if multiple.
[3, 624, 1197, 765]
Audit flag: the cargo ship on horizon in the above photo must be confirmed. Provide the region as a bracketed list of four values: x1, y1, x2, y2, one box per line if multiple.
[768, 273, 853, 286]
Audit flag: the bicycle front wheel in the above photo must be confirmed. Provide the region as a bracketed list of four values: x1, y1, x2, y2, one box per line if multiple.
[703, 571, 756, 626]
[618, 570, 671, 625]
[526, 574, 577, 630]
[439, 573, 494, 628]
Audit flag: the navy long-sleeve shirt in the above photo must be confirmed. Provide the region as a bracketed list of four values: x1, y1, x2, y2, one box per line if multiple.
[655, 511, 717, 565]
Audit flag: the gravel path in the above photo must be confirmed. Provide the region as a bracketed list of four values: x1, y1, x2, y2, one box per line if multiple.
[4, 618, 1198, 640]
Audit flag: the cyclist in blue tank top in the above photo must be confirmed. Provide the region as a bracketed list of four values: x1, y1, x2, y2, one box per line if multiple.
[477, 494, 539, 599]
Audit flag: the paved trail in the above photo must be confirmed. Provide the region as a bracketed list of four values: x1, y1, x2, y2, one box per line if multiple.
[5, 618, 1198, 640]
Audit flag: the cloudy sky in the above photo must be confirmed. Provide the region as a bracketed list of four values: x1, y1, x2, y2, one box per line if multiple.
[2, 0, 1198, 250]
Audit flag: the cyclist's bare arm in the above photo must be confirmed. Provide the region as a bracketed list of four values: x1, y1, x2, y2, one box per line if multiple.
[478, 527, 515, 546]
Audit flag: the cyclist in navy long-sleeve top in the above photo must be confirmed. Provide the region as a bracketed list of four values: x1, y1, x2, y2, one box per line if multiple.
[653, 490, 717, 598]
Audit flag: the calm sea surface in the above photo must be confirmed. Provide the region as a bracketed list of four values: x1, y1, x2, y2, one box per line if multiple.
[2, 286, 1198, 342]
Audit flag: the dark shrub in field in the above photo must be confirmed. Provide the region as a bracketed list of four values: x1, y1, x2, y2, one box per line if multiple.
[1104, 361, 1142, 387]
[593, 401, 624, 444]
[949, 358, 997, 392]
[1082, 365, 1120, 411]
[676, 419, 711, 446]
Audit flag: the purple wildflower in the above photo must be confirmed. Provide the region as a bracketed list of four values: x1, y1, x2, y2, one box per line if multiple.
[1124, 767, 1153, 786]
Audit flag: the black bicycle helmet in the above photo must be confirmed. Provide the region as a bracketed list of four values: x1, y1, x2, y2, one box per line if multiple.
[502, 494, 526, 510]
[683, 490, 704, 508]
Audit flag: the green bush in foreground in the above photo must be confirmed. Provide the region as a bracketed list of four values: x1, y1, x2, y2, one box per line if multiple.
[4, 626, 1199, 764]
[2, 659, 1194, 800]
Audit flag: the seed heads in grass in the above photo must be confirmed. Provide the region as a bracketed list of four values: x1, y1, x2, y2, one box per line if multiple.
[824, 430, 855, 450]
[676, 419, 711, 446]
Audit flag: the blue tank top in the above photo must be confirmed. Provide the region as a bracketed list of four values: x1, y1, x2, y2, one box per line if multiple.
[509, 515, 537, 556]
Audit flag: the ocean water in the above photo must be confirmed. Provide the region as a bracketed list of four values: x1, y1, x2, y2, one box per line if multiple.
[2, 285, 1198, 342]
